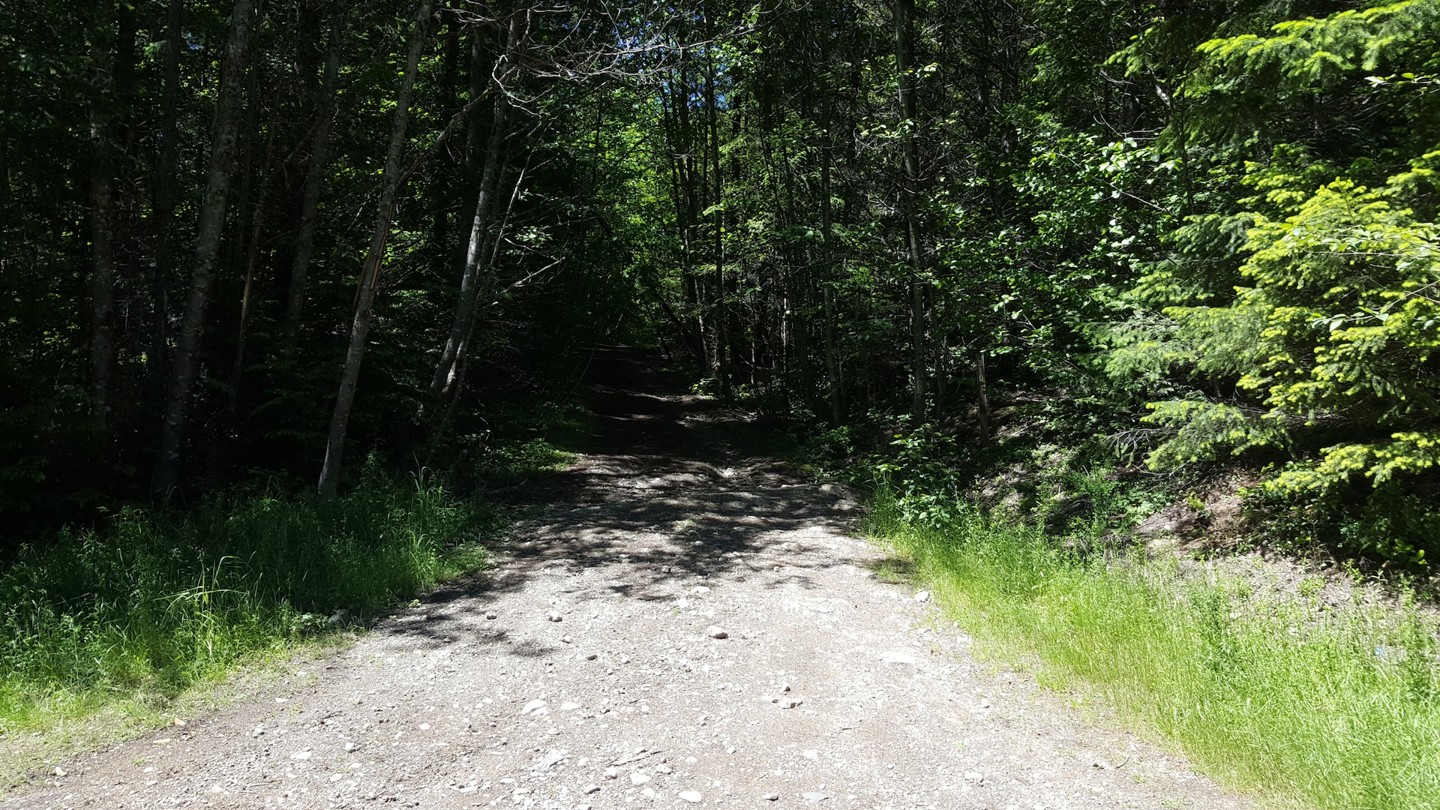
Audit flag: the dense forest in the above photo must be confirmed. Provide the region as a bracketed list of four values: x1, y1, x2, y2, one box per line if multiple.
[6, 0, 1439, 562]
[3, 0, 1440, 803]
[4, 0, 1437, 542]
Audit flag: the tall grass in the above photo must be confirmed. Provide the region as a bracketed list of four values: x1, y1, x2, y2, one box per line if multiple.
[869, 484, 1440, 810]
[0, 472, 492, 732]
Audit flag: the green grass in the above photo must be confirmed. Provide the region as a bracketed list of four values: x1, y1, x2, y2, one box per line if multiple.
[0, 469, 498, 738]
[868, 484, 1440, 810]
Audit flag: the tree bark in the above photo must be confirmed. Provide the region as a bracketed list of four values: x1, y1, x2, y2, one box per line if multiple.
[283, 11, 344, 345]
[152, 0, 258, 496]
[976, 347, 991, 441]
[87, 4, 119, 432]
[230, 118, 277, 398]
[147, 0, 183, 405]
[821, 119, 843, 426]
[317, 0, 434, 498]
[430, 15, 519, 397]
[895, 0, 926, 420]
[703, 29, 730, 393]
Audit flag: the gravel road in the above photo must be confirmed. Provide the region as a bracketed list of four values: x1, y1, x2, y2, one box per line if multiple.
[3, 348, 1252, 810]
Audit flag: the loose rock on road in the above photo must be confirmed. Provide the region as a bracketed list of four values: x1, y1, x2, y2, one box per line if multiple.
[3, 348, 1250, 809]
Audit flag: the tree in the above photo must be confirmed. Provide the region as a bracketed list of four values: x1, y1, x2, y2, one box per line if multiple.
[317, 0, 434, 498]
[153, 0, 258, 496]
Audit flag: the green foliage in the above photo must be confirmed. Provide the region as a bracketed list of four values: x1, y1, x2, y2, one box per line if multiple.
[0, 471, 494, 732]
[1105, 1, 1440, 562]
[870, 489, 1440, 810]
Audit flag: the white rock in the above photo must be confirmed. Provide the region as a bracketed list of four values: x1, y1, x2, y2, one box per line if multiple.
[485, 611, 497, 620]
[802, 792, 828, 802]
[914, 591, 931, 603]
[290, 751, 312, 761]
[880, 651, 918, 665]
[762, 793, 780, 802]
[548, 611, 564, 622]
[630, 772, 651, 785]
[706, 626, 729, 640]
[521, 699, 548, 716]
[678, 791, 703, 803]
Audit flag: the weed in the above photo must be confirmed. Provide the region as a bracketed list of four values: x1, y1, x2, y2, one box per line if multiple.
[0, 470, 497, 737]
[868, 483, 1440, 810]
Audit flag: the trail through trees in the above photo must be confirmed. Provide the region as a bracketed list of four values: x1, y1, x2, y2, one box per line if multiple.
[0, 349, 1251, 809]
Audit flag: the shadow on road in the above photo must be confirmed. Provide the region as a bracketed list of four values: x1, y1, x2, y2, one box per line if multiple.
[385, 345, 865, 653]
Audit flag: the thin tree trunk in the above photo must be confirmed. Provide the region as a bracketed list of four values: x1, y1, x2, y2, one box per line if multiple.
[283, 12, 344, 344]
[976, 347, 991, 441]
[442, 140, 520, 399]
[821, 122, 843, 426]
[934, 330, 948, 408]
[317, 0, 433, 498]
[660, 71, 707, 370]
[148, 0, 183, 405]
[88, 5, 118, 431]
[703, 34, 729, 392]
[895, 0, 926, 420]
[231, 120, 277, 398]
[430, 17, 518, 397]
[152, 0, 258, 496]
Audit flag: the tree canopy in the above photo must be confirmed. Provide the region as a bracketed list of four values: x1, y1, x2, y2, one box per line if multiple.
[3, 0, 1438, 563]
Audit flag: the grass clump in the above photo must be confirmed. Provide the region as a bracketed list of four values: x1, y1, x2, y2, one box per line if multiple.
[0, 467, 496, 735]
[868, 482, 1440, 810]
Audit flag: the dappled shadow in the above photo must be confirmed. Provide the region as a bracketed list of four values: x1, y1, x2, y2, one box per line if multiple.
[378, 345, 865, 651]
[861, 555, 918, 584]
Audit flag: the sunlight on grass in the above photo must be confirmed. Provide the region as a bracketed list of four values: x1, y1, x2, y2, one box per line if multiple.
[0, 470, 499, 744]
[867, 484, 1440, 810]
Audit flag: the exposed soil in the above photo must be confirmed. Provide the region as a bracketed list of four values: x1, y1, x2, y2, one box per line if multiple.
[2, 348, 1252, 810]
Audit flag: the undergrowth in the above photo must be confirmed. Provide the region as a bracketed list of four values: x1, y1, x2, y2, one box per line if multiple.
[0, 462, 498, 735]
[868, 481, 1440, 810]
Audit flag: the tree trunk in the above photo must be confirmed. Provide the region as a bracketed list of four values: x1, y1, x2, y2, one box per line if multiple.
[87, 5, 118, 432]
[147, 0, 183, 406]
[430, 16, 519, 397]
[895, 0, 926, 420]
[317, 0, 433, 498]
[231, 119, 277, 398]
[152, 0, 258, 496]
[821, 123, 843, 426]
[703, 32, 730, 393]
[976, 347, 991, 441]
[283, 12, 344, 345]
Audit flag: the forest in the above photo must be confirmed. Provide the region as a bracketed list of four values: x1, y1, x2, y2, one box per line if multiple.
[2, 0, 1439, 805]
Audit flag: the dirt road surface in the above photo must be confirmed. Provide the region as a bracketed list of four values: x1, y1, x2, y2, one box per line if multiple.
[3, 348, 1251, 810]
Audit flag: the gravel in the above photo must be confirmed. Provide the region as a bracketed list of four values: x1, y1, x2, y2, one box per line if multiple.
[0, 349, 1253, 810]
